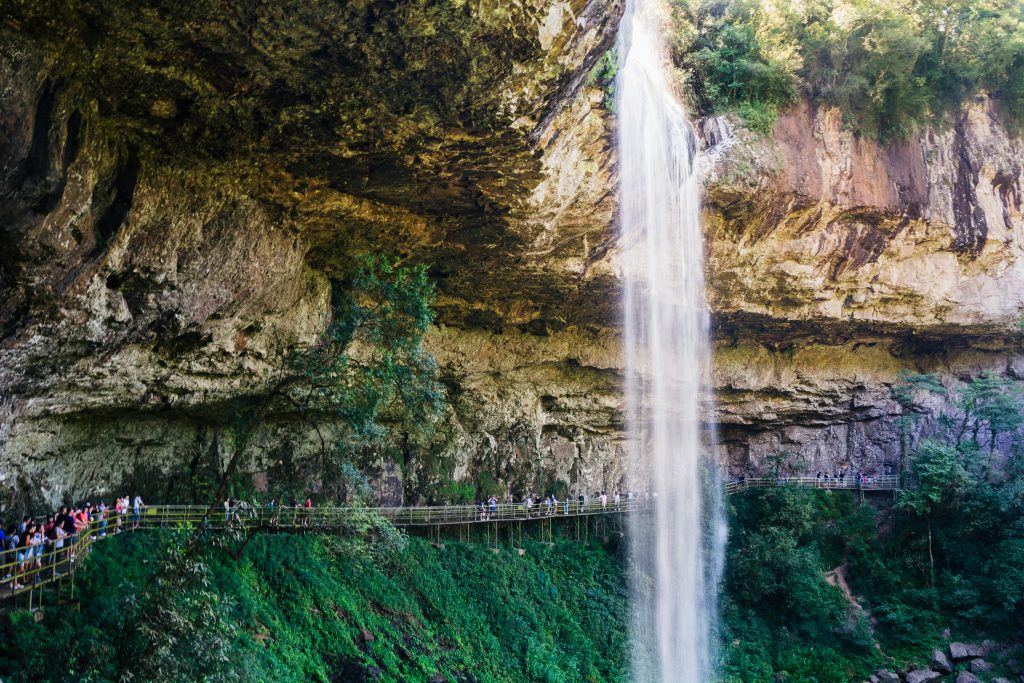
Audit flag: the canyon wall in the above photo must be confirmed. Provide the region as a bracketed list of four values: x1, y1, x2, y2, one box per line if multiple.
[1, 1, 1022, 509]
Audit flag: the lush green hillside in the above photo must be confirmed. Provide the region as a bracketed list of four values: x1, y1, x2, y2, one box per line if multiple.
[0, 532, 628, 683]
[3, 477, 1021, 683]
[722, 486, 1023, 682]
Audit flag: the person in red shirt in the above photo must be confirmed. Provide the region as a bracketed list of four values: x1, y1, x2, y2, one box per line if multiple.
[74, 508, 89, 533]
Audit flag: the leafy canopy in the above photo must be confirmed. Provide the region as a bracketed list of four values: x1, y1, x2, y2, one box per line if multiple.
[669, 0, 1024, 138]
[286, 253, 443, 441]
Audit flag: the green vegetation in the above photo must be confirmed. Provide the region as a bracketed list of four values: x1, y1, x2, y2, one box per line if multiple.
[5, 372, 1023, 682]
[587, 48, 619, 111]
[0, 531, 628, 683]
[669, 0, 1024, 138]
[280, 254, 445, 481]
[180, 253, 447, 506]
[289, 254, 442, 439]
[721, 488, 877, 681]
[722, 371, 1024, 681]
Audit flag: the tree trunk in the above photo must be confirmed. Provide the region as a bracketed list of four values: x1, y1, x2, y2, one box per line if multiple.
[928, 513, 935, 588]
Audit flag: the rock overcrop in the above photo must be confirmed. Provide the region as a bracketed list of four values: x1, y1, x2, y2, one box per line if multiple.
[873, 642, 1020, 683]
[971, 660, 995, 674]
[2, 0, 1024, 511]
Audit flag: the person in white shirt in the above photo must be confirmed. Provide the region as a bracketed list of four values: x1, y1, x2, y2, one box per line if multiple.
[53, 524, 67, 568]
[97, 500, 108, 536]
[132, 495, 144, 529]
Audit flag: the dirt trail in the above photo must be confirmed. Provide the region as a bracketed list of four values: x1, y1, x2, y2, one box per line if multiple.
[826, 563, 867, 615]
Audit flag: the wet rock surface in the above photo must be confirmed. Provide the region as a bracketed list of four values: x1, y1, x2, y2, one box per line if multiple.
[952, 643, 987, 661]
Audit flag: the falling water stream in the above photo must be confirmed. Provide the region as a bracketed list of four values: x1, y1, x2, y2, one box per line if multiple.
[617, 0, 726, 680]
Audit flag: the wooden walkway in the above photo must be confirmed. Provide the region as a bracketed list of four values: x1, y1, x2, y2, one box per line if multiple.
[0, 475, 900, 612]
[0, 500, 640, 611]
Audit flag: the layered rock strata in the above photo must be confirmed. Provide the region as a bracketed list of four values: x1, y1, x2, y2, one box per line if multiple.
[1, 1, 1023, 507]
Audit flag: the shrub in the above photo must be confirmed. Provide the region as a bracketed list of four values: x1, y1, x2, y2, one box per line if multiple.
[669, 0, 1024, 139]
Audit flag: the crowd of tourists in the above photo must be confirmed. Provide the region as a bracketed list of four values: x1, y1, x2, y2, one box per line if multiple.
[1, 496, 144, 590]
[222, 496, 315, 527]
[474, 490, 643, 521]
[813, 469, 883, 486]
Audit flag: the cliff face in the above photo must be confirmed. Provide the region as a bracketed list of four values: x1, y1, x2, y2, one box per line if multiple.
[703, 99, 1024, 474]
[0, 0, 625, 507]
[706, 100, 1024, 337]
[1, 2, 1022, 508]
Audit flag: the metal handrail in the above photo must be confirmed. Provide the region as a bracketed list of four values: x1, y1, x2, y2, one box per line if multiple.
[0, 500, 641, 602]
[0, 476, 900, 606]
[723, 475, 901, 495]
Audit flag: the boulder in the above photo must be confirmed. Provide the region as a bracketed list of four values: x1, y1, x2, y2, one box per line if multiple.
[971, 660, 994, 674]
[932, 649, 954, 674]
[991, 678, 1013, 683]
[951, 643, 985, 661]
[906, 670, 942, 683]
[956, 673, 983, 683]
[876, 670, 900, 683]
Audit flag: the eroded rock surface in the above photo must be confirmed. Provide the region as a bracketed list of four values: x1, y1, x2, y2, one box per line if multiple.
[1, 2, 1023, 506]
[0, 0, 625, 506]
[701, 99, 1024, 474]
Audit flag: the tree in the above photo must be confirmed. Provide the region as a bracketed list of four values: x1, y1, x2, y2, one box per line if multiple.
[282, 254, 443, 464]
[896, 439, 970, 585]
[890, 371, 946, 474]
[205, 254, 444, 552]
[957, 371, 1023, 456]
[207, 254, 444, 505]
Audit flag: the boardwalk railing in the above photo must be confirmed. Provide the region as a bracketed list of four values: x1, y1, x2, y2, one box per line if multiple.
[0, 499, 642, 609]
[724, 475, 901, 495]
[1, 476, 900, 610]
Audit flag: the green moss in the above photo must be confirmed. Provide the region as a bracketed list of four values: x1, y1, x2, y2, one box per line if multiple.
[0, 533, 629, 683]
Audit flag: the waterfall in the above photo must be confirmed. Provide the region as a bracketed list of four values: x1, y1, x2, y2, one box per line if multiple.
[616, 0, 726, 680]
